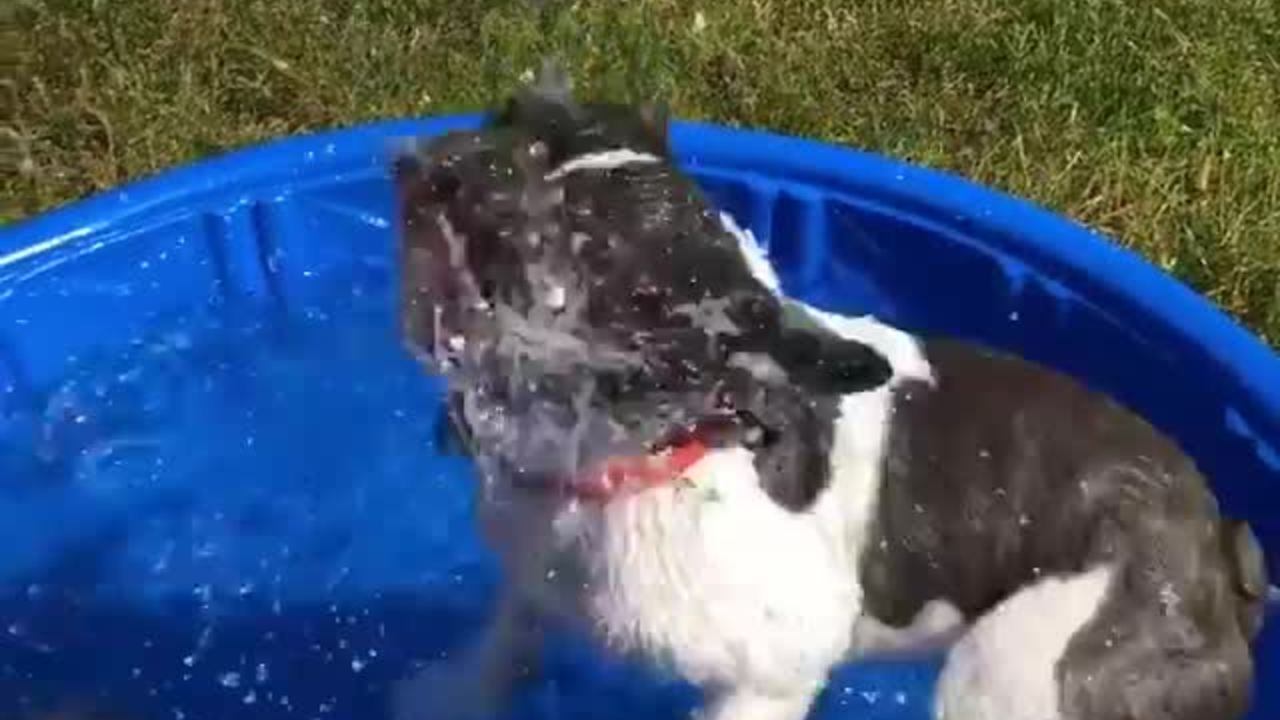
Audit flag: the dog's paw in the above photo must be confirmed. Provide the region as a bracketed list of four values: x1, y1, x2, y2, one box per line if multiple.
[391, 660, 503, 720]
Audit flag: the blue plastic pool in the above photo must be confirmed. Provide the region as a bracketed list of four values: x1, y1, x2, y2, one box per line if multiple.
[2, 115, 1277, 720]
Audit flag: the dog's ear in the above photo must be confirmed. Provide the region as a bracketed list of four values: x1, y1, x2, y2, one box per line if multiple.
[391, 143, 425, 204]
[638, 100, 671, 150]
[393, 133, 478, 366]
[495, 60, 584, 161]
[394, 145, 445, 365]
[509, 59, 576, 122]
[727, 300, 894, 395]
[493, 94, 519, 128]
[771, 326, 894, 394]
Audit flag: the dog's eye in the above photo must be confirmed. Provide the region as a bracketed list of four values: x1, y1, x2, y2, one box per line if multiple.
[630, 286, 667, 319]
[779, 332, 822, 366]
[735, 410, 779, 449]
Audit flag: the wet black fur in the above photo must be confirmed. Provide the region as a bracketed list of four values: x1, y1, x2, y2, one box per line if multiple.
[858, 340, 1268, 719]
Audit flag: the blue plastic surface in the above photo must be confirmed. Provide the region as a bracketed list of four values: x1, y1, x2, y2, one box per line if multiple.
[1, 115, 1278, 719]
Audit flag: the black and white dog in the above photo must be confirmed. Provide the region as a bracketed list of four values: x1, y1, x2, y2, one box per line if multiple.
[391, 68, 1268, 720]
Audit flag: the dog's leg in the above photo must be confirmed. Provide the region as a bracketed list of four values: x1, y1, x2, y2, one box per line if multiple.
[698, 685, 821, 720]
[933, 565, 1114, 720]
[392, 482, 568, 720]
[391, 590, 544, 720]
[1054, 562, 1256, 720]
[934, 557, 1257, 720]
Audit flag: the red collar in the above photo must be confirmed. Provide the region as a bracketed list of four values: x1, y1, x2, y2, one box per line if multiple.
[567, 438, 711, 502]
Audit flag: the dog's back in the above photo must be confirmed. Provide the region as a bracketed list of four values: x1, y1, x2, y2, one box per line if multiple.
[854, 338, 1266, 719]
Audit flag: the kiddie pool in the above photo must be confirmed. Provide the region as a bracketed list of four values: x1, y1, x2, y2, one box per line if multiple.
[1, 115, 1277, 720]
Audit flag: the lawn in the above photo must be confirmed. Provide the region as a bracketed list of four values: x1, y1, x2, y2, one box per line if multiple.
[4, 0, 1278, 345]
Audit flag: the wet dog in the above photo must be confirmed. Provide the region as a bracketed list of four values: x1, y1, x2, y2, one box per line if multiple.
[391, 67, 1268, 720]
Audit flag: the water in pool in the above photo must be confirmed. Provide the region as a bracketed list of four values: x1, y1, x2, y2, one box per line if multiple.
[0, 271, 940, 719]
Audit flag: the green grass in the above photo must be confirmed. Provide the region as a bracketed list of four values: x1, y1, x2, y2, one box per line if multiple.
[4, 0, 1278, 345]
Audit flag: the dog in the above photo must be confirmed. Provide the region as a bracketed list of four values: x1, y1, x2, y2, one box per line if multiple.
[390, 66, 1268, 720]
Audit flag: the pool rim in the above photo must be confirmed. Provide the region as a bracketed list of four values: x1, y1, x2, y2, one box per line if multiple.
[2, 113, 1276, 436]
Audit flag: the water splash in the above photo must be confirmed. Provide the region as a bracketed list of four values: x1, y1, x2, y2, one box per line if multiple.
[1, 286, 486, 607]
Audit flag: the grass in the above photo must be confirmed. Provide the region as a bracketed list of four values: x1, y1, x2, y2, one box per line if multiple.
[3, 0, 1278, 346]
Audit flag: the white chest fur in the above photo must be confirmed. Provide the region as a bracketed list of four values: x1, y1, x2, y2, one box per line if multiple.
[553, 447, 860, 697]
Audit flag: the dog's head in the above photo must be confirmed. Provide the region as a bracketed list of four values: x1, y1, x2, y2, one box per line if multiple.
[395, 65, 892, 493]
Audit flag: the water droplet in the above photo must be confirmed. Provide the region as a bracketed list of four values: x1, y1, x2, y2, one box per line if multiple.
[545, 284, 567, 310]
[219, 671, 241, 688]
[193, 584, 213, 605]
